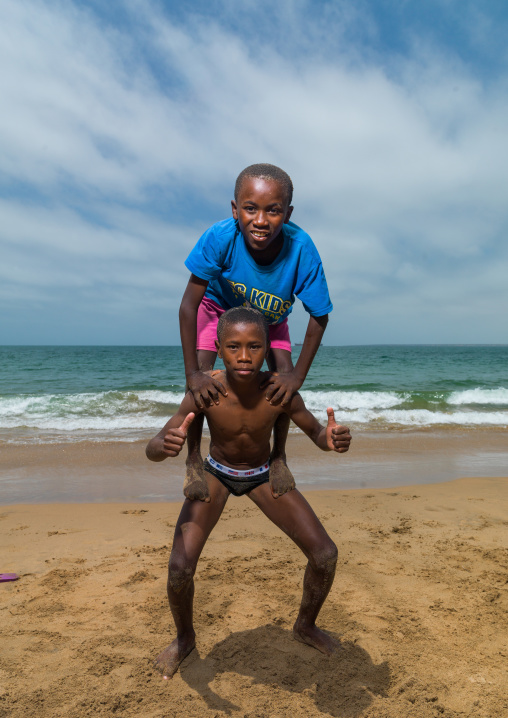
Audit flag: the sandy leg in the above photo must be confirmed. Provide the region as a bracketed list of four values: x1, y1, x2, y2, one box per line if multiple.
[269, 455, 296, 497]
[292, 553, 341, 656]
[184, 457, 211, 502]
[154, 632, 196, 678]
[269, 409, 295, 497]
[184, 402, 212, 501]
[160, 475, 229, 679]
[248, 486, 339, 658]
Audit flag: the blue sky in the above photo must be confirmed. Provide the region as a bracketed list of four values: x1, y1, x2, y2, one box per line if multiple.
[1, 0, 507, 345]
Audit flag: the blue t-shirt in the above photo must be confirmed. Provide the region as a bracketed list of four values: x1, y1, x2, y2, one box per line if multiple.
[185, 218, 332, 326]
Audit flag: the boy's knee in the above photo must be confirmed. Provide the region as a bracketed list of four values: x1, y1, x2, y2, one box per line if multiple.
[168, 554, 195, 592]
[311, 539, 338, 575]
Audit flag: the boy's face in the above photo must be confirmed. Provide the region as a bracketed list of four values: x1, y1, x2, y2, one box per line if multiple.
[216, 322, 269, 382]
[231, 177, 293, 255]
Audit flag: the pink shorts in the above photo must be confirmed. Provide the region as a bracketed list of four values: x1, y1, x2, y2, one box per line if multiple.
[197, 296, 291, 352]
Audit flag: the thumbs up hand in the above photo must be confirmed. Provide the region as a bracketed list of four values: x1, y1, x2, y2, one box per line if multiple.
[326, 407, 352, 453]
[163, 413, 195, 457]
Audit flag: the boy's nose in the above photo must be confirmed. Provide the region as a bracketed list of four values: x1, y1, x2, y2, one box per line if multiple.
[238, 348, 251, 362]
[254, 211, 268, 226]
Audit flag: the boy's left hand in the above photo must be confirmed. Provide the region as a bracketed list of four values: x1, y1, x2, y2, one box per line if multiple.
[260, 371, 302, 406]
[326, 407, 351, 453]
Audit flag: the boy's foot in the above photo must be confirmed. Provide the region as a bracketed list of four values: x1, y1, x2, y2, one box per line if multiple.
[184, 458, 211, 502]
[292, 622, 342, 656]
[154, 635, 196, 679]
[269, 456, 295, 498]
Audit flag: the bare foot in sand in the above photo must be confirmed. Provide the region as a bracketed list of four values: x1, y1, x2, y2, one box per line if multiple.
[293, 622, 342, 655]
[154, 634, 196, 678]
[269, 456, 295, 498]
[184, 457, 210, 502]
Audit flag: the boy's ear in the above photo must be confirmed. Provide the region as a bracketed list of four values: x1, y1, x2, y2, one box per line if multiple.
[231, 200, 238, 220]
[215, 339, 221, 357]
[284, 205, 294, 223]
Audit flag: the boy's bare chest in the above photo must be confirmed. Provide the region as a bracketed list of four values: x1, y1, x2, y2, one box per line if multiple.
[205, 395, 278, 436]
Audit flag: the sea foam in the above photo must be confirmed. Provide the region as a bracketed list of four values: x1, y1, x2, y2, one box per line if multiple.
[1, 385, 507, 444]
[448, 387, 508, 406]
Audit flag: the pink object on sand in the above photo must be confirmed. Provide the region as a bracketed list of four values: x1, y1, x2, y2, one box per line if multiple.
[0, 573, 19, 582]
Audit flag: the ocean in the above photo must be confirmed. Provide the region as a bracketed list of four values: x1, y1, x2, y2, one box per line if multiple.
[1, 344, 507, 445]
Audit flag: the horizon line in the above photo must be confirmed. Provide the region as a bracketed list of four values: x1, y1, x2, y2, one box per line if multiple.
[1, 343, 507, 349]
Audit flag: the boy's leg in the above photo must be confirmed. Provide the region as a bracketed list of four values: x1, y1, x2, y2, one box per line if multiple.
[184, 349, 217, 502]
[155, 474, 230, 677]
[248, 483, 340, 655]
[266, 347, 295, 498]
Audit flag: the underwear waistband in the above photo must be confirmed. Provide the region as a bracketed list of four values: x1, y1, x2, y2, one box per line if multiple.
[206, 454, 269, 478]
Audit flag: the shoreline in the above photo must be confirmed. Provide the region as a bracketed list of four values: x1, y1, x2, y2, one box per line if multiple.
[2, 428, 508, 504]
[1, 477, 507, 717]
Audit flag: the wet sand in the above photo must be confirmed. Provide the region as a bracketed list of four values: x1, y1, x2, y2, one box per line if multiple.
[1, 428, 508, 503]
[1, 475, 507, 717]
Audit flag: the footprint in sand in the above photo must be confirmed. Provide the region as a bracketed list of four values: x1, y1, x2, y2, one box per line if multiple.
[120, 570, 157, 588]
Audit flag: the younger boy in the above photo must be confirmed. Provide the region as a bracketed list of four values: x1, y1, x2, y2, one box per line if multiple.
[179, 164, 333, 502]
[147, 307, 351, 678]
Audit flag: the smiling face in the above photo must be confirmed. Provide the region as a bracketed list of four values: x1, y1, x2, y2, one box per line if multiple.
[216, 321, 269, 383]
[231, 177, 293, 263]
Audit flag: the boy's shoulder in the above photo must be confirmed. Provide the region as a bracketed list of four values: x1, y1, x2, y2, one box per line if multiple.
[203, 217, 238, 241]
[284, 221, 320, 254]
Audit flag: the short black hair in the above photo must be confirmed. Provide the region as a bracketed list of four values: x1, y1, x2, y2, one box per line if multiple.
[217, 306, 270, 345]
[234, 163, 293, 206]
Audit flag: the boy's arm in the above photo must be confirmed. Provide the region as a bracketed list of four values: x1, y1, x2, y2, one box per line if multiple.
[285, 392, 351, 453]
[146, 393, 202, 462]
[179, 274, 227, 408]
[261, 314, 328, 405]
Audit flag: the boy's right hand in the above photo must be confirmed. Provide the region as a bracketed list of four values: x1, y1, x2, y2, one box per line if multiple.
[163, 413, 195, 456]
[187, 371, 227, 409]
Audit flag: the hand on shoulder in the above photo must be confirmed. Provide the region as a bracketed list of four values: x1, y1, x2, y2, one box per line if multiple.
[205, 369, 226, 379]
[188, 369, 227, 408]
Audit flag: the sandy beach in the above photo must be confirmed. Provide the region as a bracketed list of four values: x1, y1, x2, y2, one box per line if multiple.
[1, 460, 507, 717]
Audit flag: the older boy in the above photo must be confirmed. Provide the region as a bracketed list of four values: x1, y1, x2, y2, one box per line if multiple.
[179, 164, 333, 502]
[147, 307, 351, 678]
